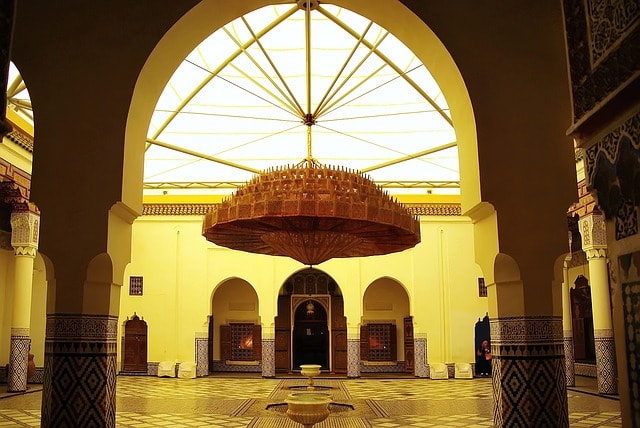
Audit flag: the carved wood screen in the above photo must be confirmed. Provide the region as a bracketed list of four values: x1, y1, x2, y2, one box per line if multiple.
[219, 323, 262, 361]
[404, 316, 414, 372]
[361, 323, 396, 361]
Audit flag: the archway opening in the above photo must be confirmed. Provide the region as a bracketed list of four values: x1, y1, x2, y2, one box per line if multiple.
[293, 299, 329, 370]
[275, 268, 346, 373]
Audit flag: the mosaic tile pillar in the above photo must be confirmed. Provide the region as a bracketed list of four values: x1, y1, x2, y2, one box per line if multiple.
[581, 211, 618, 394]
[7, 210, 39, 392]
[8, 329, 30, 392]
[490, 316, 568, 428]
[40, 314, 118, 428]
[195, 334, 208, 377]
[262, 341, 275, 378]
[562, 256, 575, 387]
[563, 336, 575, 386]
[594, 332, 617, 393]
[347, 327, 360, 378]
[262, 325, 275, 378]
[414, 335, 428, 378]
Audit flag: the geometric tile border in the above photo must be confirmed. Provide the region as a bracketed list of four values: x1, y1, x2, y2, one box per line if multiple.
[564, 336, 575, 386]
[594, 335, 618, 394]
[195, 336, 208, 377]
[414, 337, 428, 378]
[40, 314, 118, 428]
[212, 360, 262, 372]
[490, 316, 568, 427]
[7, 335, 30, 392]
[262, 338, 275, 378]
[347, 338, 360, 378]
[575, 362, 597, 378]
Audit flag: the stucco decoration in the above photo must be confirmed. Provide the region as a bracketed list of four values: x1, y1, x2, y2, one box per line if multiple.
[564, 0, 640, 121]
[583, 111, 640, 237]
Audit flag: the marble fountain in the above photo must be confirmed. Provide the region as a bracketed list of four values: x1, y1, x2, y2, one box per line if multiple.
[267, 363, 354, 427]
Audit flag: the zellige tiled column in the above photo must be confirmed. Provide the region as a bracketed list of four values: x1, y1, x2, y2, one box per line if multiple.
[195, 333, 208, 377]
[580, 210, 617, 394]
[562, 255, 575, 387]
[41, 314, 118, 428]
[347, 325, 360, 378]
[414, 333, 428, 378]
[261, 325, 275, 378]
[491, 316, 568, 427]
[7, 208, 39, 392]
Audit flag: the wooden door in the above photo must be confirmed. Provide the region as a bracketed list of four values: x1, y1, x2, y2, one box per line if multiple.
[331, 295, 347, 373]
[403, 316, 414, 373]
[208, 316, 214, 370]
[275, 294, 291, 372]
[123, 313, 147, 372]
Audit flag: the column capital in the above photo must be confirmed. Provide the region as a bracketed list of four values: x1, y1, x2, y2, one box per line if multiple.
[579, 209, 607, 250]
[584, 247, 608, 260]
[10, 210, 40, 254]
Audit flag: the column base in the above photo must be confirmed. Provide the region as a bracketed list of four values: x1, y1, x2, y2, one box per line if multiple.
[594, 335, 618, 394]
[7, 334, 30, 393]
[563, 336, 575, 387]
[261, 338, 275, 378]
[491, 316, 568, 428]
[40, 315, 118, 428]
[347, 338, 360, 378]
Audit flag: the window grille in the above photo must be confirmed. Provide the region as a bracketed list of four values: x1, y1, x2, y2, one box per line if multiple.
[130, 276, 143, 296]
[478, 277, 487, 297]
[231, 323, 254, 361]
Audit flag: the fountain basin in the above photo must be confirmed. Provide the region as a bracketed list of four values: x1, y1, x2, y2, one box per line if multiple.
[299, 364, 322, 390]
[300, 364, 321, 377]
[285, 392, 331, 427]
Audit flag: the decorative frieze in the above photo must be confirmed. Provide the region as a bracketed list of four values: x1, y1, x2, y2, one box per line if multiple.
[142, 202, 462, 217]
[563, 0, 640, 121]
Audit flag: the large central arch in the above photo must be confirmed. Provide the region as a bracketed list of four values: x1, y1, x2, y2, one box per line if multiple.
[123, 0, 478, 213]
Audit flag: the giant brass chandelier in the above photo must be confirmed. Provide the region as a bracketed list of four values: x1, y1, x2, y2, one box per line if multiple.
[202, 0, 421, 266]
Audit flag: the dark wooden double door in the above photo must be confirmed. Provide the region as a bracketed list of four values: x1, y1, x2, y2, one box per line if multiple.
[275, 294, 347, 373]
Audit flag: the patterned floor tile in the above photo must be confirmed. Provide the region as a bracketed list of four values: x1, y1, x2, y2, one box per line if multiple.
[0, 375, 624, 427]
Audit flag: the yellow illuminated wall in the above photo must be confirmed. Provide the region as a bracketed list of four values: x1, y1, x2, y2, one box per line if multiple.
[119, 212, 488, 369]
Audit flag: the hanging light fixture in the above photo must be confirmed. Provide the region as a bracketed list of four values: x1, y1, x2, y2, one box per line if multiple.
[201, 0, 421, 265]
[202, 157, 420, 266]
[306, 301, 315, 317]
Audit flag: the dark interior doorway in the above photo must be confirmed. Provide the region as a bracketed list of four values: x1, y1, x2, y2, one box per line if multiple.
[292, 300, 329, 370]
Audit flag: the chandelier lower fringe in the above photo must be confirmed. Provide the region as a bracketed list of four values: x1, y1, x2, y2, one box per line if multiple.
[203, 160, 420, 266]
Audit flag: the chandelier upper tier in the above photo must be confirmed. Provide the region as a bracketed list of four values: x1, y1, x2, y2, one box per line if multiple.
[202, 156, 421, 266]
[146, 1, 458, 264]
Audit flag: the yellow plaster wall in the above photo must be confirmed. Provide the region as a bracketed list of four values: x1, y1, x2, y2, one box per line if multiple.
[0, 249, 46, 367]
[120, 213, 488, 368]
[0, 249, 13, 365]
[28, 255, 47, 367]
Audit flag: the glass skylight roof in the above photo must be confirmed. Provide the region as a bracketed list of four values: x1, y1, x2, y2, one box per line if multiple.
[5, 2, 460, 198]
[145, 3, 459, 197]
